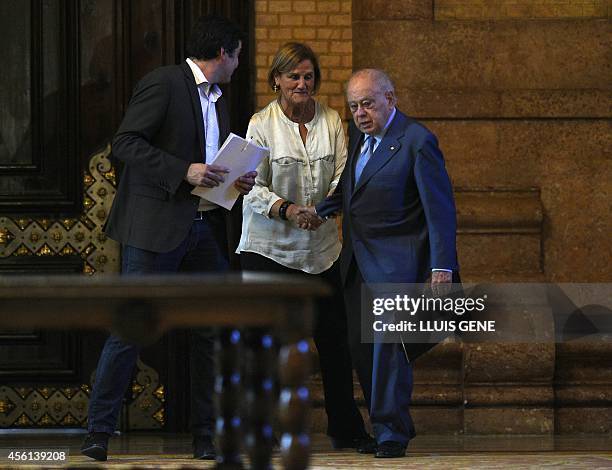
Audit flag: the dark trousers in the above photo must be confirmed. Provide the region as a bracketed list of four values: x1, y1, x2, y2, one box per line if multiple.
[343, 259, 416, 445]
[240, 251, 367, 439]
[87, 210, 229, 437]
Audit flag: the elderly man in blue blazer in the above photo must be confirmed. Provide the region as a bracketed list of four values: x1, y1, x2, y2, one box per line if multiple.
[314, 68, 459, 458]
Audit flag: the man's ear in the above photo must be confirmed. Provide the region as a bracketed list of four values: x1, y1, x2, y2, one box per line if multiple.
[385, 90, 397, 106]
[218, 47, 227, 61]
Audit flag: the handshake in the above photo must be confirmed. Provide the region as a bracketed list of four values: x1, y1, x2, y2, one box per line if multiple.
[286, 204, 326, 231]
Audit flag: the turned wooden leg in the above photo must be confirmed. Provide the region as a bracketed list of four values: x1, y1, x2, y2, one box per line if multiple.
[216, 328, 243, 469]
[244, 328, 276, 470]
[278, 338, 311, 470]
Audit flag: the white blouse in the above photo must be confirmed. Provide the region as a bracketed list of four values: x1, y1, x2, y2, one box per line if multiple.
[237, 100, 347, 274]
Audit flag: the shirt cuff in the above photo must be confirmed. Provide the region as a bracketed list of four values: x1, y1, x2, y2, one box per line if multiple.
[264, 195, 282, 219]
[431, 268, 453, 272]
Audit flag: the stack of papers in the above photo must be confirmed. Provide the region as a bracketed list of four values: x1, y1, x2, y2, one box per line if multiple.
[191, 133, 269, 210]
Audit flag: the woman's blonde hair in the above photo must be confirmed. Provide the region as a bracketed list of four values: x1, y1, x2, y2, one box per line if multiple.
[268, 42, 321, 92]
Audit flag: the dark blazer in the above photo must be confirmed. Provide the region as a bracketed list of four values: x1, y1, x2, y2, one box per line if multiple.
[317, 110, 458, 283]
[105, 62, 230, 253]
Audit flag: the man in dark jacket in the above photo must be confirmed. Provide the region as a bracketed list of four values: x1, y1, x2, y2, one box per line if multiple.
[81, 15, 256, 462]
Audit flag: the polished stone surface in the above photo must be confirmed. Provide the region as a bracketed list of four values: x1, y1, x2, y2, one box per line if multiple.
[0, 431, 610, 468]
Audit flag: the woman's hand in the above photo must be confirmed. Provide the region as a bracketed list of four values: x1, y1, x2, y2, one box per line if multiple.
[289, 205, 324, 230]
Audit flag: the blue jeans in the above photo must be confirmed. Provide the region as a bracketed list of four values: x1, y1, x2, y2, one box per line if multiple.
[87, 210, 229, 436]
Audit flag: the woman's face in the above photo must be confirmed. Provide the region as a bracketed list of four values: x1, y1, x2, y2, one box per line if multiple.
[275, 59, 315, 108]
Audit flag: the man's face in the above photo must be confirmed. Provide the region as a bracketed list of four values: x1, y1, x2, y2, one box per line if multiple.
[220, 41, 241, 83]
[346, 75, 395, 135]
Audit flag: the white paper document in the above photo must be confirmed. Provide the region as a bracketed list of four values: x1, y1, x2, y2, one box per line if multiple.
[191, 133, 268, 210]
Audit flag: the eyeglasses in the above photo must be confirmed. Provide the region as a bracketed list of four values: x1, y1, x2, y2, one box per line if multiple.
[348, 100, 376, 113]
[348, 91, 390, 113]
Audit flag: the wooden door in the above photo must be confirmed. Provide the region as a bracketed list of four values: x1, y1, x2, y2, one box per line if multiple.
[0, 0, 254, 432]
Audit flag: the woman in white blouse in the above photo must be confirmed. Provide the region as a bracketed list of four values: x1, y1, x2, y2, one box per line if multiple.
[237, 43, 374, 452]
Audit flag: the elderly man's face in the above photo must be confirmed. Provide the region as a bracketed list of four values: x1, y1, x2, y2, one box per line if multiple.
[347, 74, 395, 135]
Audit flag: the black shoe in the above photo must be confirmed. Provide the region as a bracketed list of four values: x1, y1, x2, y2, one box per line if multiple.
[375, 440, 407, 458]
[80, 432, 109, 461]
[331, 435, 377, 454]
[193, 435, 216, 460]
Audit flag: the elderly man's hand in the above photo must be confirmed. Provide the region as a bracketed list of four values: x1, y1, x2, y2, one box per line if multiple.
[287, 205, 324, 230]
[233, 171, 258, 195]
[431, 270, 452, 297]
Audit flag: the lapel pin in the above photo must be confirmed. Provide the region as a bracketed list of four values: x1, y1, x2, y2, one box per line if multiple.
[390, 146, 395, 150]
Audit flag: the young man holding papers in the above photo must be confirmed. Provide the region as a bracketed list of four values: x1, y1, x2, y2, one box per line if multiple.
[81, 15, 256, 462]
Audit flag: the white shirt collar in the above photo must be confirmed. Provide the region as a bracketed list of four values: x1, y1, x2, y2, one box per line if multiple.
[186, 58, 222, 102]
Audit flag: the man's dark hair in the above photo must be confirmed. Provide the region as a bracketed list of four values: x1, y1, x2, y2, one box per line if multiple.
[186, 15, 244, 60]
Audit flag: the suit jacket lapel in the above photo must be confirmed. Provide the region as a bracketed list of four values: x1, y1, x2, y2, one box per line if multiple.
[352, 112, 404, 197]
[181, 62, 206, 161]
[347, 131, 364, 197]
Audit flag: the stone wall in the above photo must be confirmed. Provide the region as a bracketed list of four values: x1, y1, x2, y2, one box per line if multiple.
[353, 0, 611, 282]
[352, 0, 612, 435]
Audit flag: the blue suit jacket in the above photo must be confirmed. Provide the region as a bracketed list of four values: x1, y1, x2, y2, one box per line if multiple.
[317, 110, 458, 283]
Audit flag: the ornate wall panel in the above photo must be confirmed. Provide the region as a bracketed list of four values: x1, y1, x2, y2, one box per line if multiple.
[0, 146, 164, 429]
[0, 146, 119, 275]
[0, 359, 165, 429]
[0, 145, 120, 429]
[0, 385, 90, 428]
[127, 359, 166, 430]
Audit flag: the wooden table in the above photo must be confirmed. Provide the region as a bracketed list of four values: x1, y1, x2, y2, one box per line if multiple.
[0, 273, 330, 469]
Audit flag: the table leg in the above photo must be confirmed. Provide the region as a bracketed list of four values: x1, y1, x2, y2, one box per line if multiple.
[244, 328, 275, 470]
[278, 339, 311, 470]
[216, 328, 243, 468]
